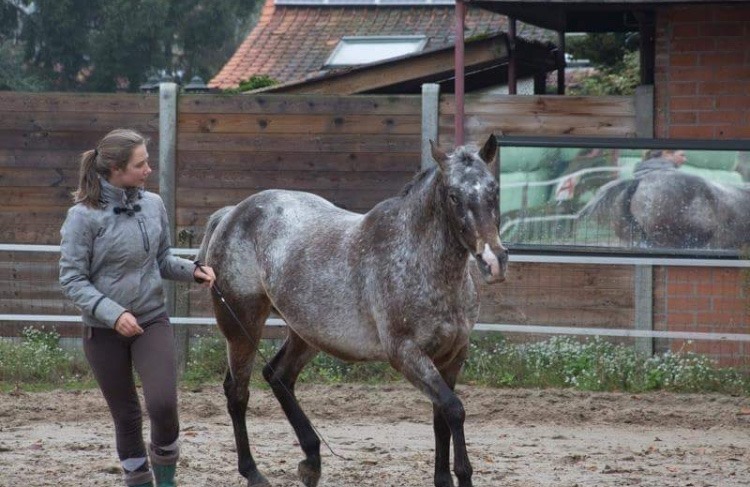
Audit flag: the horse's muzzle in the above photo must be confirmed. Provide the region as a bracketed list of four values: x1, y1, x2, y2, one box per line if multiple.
[476, 245, 508, 284]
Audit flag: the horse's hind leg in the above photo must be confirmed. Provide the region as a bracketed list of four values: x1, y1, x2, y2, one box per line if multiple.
[216, 297, 272, 487]
[261, 331, 321, 487]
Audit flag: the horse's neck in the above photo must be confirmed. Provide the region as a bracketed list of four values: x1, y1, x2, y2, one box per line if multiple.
[399, 177, 470, 278]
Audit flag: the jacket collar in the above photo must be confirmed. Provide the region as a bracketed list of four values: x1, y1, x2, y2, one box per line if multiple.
[99, 176, 143, 207]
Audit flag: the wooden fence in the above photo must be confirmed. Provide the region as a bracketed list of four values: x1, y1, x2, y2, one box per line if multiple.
[10, 90, 746, 369]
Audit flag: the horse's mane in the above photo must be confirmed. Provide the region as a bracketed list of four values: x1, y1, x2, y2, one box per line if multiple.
[399, 165, 439, 197]
[450, 145, 480, 165]
[398, 145, 479, 198]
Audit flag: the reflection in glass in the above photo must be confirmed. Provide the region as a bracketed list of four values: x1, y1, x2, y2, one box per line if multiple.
[498, 147, 749, 253]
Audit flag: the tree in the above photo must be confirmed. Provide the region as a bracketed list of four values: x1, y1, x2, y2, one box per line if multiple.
[2, 0, 259, 92]
[0, 0, 48, 90]
[87, 0, 171, 91]
[566, 33, 640, 96]
[0, 42, 48, 91]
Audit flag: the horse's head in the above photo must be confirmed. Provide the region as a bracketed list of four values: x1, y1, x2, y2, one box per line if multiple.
[431, 135, 508, 284]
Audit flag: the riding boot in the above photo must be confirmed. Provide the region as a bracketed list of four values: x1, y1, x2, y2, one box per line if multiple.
[122, 459, 154, 487]
[149, 442, 179, 487]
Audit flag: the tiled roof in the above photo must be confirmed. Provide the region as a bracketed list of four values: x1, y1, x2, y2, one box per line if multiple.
[210, 0, 551, 89]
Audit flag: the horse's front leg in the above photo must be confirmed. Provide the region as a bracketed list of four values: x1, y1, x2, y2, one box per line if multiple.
[433, 345, 469, 487]
[391, 340, 472, 487]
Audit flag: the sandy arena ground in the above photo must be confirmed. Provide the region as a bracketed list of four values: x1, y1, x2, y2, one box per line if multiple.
[1, 383, 749, 486]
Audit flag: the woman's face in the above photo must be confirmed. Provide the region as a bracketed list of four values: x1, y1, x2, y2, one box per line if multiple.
[669, 150, 687, 167]
[108, 143, 152, 188]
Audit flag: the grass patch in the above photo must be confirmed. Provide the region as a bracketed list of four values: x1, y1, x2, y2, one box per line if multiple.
[2, 329, 748, 396]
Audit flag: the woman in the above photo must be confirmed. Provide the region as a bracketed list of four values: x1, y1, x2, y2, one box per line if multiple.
[59, 128, 216, 487]
[634, 149, 687, 174]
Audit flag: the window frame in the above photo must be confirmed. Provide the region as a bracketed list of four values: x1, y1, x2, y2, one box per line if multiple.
[495, 135, 750, 260]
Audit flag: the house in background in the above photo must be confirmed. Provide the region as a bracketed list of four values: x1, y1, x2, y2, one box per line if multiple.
[209, 0, 558, 94]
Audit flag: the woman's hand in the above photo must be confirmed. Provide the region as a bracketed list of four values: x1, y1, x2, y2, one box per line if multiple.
[114, 311, 143, 337]
[193, 264, 216, 289]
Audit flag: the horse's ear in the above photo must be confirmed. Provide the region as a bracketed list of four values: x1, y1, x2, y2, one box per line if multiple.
[479, 134, 498, 171]
[430, 140, 449, 172]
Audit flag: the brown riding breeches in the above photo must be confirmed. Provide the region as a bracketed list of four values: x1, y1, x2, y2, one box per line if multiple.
[83, 313, 179, 462]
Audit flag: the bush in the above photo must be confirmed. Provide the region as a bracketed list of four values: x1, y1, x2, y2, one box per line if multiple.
[222, 75, 278, 93]
[462, 334, 749, 395]
[0, 327, 89, 388]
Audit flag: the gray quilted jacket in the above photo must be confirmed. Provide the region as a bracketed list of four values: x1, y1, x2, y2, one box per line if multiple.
[59, 178, 196, 329]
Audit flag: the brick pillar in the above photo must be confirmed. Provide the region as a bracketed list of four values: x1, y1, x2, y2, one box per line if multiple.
[654, 5, 750, 139]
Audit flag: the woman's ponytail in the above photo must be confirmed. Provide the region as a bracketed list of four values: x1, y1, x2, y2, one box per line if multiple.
[73, 149, 103, 208]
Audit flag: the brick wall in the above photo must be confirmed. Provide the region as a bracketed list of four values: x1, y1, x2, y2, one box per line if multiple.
[654, 4, 750, 139]
[654, 267, 750, 368]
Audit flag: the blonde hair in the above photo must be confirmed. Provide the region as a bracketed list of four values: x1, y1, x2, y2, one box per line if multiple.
[73, 129, 147, 208]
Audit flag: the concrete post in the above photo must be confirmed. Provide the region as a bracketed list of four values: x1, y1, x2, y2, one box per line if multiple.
[421, 83, 440, 170]
[635, 85, 654, 138]
[159, 82, 177, 314]
[158, 82, 189, 371]
[634, 264, 654, 356]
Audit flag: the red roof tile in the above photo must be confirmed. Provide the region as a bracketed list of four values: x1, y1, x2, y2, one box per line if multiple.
[210, 0, 550, 89]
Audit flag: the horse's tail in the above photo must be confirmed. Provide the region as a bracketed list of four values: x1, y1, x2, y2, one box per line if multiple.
[579, 178, 639, 220]
[196, 205, 236, 263]
[619, 179, 642, 230]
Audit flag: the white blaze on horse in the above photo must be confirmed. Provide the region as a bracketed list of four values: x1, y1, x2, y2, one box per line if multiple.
[197, 135, 507, 487]
[581, 168, 750, 249]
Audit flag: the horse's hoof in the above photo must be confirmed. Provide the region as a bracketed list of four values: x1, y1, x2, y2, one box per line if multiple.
[297, 459, 321, 487]
[434, 473, 455, 487]
[246, 470, 271, 487]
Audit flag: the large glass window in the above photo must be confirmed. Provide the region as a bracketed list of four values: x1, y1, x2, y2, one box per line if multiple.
[497, 137, 749, 256]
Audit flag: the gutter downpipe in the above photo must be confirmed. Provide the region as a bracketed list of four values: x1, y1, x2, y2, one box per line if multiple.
[455, 0, 466, 145]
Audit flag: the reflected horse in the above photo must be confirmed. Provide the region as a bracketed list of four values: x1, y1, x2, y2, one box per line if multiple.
[197, 135, 507, 487]
[581, 168, 750, 248]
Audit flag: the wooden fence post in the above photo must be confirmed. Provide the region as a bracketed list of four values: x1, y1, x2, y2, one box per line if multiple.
[421, 83, 440, 170]
[158, 82, 189, 372]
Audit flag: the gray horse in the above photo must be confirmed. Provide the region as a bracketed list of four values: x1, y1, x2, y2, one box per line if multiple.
[581, 168, 750, 248]
[197, 135, 507, 487]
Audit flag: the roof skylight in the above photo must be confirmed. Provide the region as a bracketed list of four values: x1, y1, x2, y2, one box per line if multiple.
[324, 36, 428, 68]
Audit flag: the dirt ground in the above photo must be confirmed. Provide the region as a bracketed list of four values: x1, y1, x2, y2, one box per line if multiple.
[0, 383, 749, 487]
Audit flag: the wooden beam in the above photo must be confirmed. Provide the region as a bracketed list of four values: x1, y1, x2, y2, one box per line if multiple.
[637, 10, 656, 85]
[265, 35, 510, 95]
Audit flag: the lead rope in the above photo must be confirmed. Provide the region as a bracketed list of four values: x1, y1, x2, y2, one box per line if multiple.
[196, 263, 350, 461]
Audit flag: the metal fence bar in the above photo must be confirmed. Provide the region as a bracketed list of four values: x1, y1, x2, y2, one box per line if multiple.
[3, 314, 750, 342]
[473, 324, 750, 342]
[4, 244, 750, 346]
[3, 244, 747, 268]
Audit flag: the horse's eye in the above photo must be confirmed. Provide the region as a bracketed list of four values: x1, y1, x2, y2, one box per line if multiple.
[448, 193, 459, 205]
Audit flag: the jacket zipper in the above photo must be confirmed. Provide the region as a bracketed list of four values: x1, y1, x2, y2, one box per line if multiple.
[137, 219, 150, 252]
